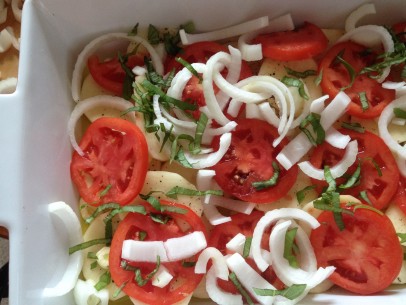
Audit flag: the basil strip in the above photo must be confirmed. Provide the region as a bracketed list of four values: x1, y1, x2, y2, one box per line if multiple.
[103, 205, 147, 224]
[397, 233, 406, 244]
[341, 122, 365, 133]
[99, 184, 112, 198]
[94, 271, 111, 291]
[128, 23, 139, 36]
[359, 190, 373, 205]
[86, 203, 121, 224]
[113, 281, 128, 298]
[140, 193, 162, 211]
[359, 91, 369, 111]
[296, 185, 316, 204]
[364, 157, 382, 177]
[252, 161, 280, 190]
[150, 213, 172, 224]
[335, 50, 356, 90]
[345, 202, 384, 215]
[165, 186, 223, 199]
[134, 256, 161, 286]
[147, 24, 160, 44]
[338, 162, 361, 189]
[324, 166, 336, 192]
[176, 57, 202, 81]
[284, 227, 299, 268]
[299, 112, 325, 146]
[243, 237, 253, 259]
[281, 76, 309, 100]
[174, 147, 194, 168]
[118, 53, 137, 100]
[229, 272, 255, 305]
[182, 261, 197, 267]
[314, 69, 323, 86]
[285, 66, 317, 79]
[253, 284, 307, 300]
[190, 112, 208, 154]
[394, 107, 406, 119]
[69, 238, 111, 255]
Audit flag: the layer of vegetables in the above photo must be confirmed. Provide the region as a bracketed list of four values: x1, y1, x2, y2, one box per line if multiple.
[53, 3, 406, 305]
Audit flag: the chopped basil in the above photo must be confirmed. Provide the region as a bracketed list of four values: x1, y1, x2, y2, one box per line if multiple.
[86, 203, 122, 224]
[69, 238, 111, 255]
[314, 69, 323, 86]
[359, 91, 369, 111]
[335, 50, 356, 91]
[243, 236, 253, 259]
[134, 256, 161, 286]
[90, 261, 98, 270]
[99, 184, 112, 198]
[180, 21, 195, 34]
[140, 193, 162, 211]
[112, 281, 128, 298]
[128, 23, 139, 36]
[338, 162, 361, 189]
[182, 260, 197, 267]
[281, 76, 309, 100]
[138, 231, 147, 241]
[299, 112, 325, 146]
[190, 113, 208, 154]
[397, 233, 406, 244]
[285, 66, 317, 79]
[252, 161, 280, 190]
[175, 57, 202, 82]
[165, 186, 223, 199]
[229, 272, 255, 305]
[94, 271, 111, 291]
[296, 185, 316, 204]
[359, 190, 373, 205]
[394, 107, 406, 120]
[103, 205, 147, 224]
[118, 53, 137, 100]
[254, 284, 307, 300]
[345, 202, 384, 215]
[324, 166, 336, 192]
[364, 157, 382, 177]
[341, 121, 365, 133]
[284, 227, 299, 268]
[150, 213, 172, 224]
[87, 251, 98, 259]
[174, 147, 194, 168]
[147, 24, 161, 44]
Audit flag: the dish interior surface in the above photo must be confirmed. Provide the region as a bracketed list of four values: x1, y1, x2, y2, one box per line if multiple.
[0, 0, 405, 304]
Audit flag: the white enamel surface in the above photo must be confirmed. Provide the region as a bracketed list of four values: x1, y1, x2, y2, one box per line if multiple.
[0, 1, 405, 305]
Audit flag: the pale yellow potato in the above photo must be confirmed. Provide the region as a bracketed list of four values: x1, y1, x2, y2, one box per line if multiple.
[386, 203, 406, 246]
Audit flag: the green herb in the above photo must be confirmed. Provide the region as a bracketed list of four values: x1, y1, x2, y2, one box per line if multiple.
[394, 107, 406, 119]
[359, 190, 372, 205]
[364, 157, 382, 177]
[103, 205, 147, 224]
[135, 256, 161, 286]
[359, 91, 369, 111]
[165, 186, 223, 199]
[345, 202, 384, 215]
[99, 184, 112, 198]
[87, 252, 97, 259]
[104, 218, 113, 244]
[252, 161, 280, 190]
[182, 261, 197, 267]
[148, 24, 161, 44]
[128, 23, 139, 36]
[112, 281, 128, 298]
[118, 53, 137, 100]
[397, 233, 406, 243]
[94, 271, 111, 291]
[299, 112, 325, 146]
[335, 50, 356, 90]
[69, 238, 111, 255]
[281, 76, 309, 100]
[324, 166, 336, 192]
[140, 192, 162, 211]
[314, 69, 323, 86]
[176, 57, 202, 82]
[285, 66, 317, 79]
[180, 21, 195, 34]
[338, 162, 361, 189]
[284, 227, 299, 268]
[190, 113, 208, 154]
[90, 261, 98, 270]
[243, 236, 253, 259]
[86, 203, 122, 224]
[138, 231, 147, 241]
[174, 147, 194, 168]
[253, 284, 307, 300]
[341, 122, 365, 133]
[150, 213, 172, 224]
[296, 185, 316, 204]
[229, 272, 255, 305]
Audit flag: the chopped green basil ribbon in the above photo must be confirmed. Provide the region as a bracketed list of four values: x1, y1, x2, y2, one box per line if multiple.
[252, 161, 280, 190]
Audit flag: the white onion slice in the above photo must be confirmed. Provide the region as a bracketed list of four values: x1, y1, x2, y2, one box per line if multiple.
[202, 202, 232, 225]
[68, 95, 137, 156]
[0, 77, 17, 93]
[196, 169, 216, 190]
[43, 202, 84, 297]
[165, 231, 207, 261]
[325, 128, 351, 149]
[72, 33, 163, 102]
[251, 208, 319, 272]
[11, 0, 22, 22]
[152, 265, 173, 288]
[202, 121, 237, 145]
[226, 253, 276, 305]
[195, 247, 229, 280]
[180, 16, 269, 45]
[382, 81, 406, 90]
[122, 240, 169, 262]
[226, 233, 271, 262]
[337, 25, 394, 82]
[378, 95, 406, 159]
[298, 140, 358, 180]
[345, 3, 376, 32]
[204, 194, 255, 215]
[205, 266, 243, 305]
[73, 279, 109, 305]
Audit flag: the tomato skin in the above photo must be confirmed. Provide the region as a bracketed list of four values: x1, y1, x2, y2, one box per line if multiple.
[70, 117, 149, 206]
[310, 203, 403, 295]
[212, 118, 298, 204]
[253, 22, 328, 61]
[109, 200, 207, 305]
[88, 54, 144, 96]
[309, 129, 399, 210]
[319, 41, 396, 118]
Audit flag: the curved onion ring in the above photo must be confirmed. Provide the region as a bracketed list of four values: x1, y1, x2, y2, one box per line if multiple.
[206, 266, 243, 305]
[345, 3, 376, 32]
[195, 247, 229, 280]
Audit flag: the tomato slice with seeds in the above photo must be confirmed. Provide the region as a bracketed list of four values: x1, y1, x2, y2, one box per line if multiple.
[309, 129, 399, 210]
[88, 54, 144, 96]
[318, 41, 396, 118]
[310, 201, 403, 295]
[209, 211, 285, 296]
[109, 200, 207, 305]
[70, 117, 149, 206]
[211, 118, 298, 204]
[253, 22, 328, 61]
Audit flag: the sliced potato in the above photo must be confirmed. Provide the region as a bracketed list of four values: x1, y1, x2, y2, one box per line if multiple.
[385, 202, 406, 246]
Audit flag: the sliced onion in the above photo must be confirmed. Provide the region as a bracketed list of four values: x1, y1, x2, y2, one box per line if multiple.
[246, 103, 265, 120]
[167, 63, 207, 100]
[73, 279, 109, 305]
[0, 77, 17, 93]
[44, 202, 84, 297]
[179, 16, 269, 45]
[226, 233, 271, 262]
[382, 81, 406, 90]
[202, 202, 232, 225]
[196, 169, 216, 190]
[251, 208, 319, 272]
[11, 0, 22, 22]
[68, 95, 137, 156]
[121, 240, 169, 262]
[72, 33, 163, 102]
[204, 194, 255, 215]
[226, 253, 276, 305]
[299, 140, 358, 180]
[151, 265, 173, 288]
[165, 231, 207, 261]
[205, 266, 243, 305]
[337, 25, 394, 82]
[345, 3, 376, 32]
[195, 247, 229, 280]
[202, 121, 237, 145]
[325, 128, 351, 149]
[378, 95, 406, 159]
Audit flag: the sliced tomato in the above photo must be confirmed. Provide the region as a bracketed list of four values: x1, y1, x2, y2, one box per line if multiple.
[211, 118, 298, 204]
[309, 129, 399, 210]
[109, 200, 207, 305]
[393, 175, 406, 216]
[209, 211, 284, 296]
[253, 22, 328, 61]
[70, 117, 148, 206]
[310, 201, 403, 294]
[319, 41, 396, 118]
[87, 54, 144, 96]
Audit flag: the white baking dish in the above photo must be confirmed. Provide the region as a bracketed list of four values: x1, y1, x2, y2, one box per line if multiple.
[0, 0, 405, 304]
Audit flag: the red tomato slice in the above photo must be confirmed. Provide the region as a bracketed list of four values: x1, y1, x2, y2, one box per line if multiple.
[109, 200, 207, 305]
[253, 22, 328, 61]
[310, 202, 403, 295]
[211, 118, 298, 204]
[309, 129, 399, 210]
[393, 176, 406, 216]
[88, 54, 144, 96]
[209, 211, 285, 296]
[319, 41, 396, 118]
[70, 117, 148, 206]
